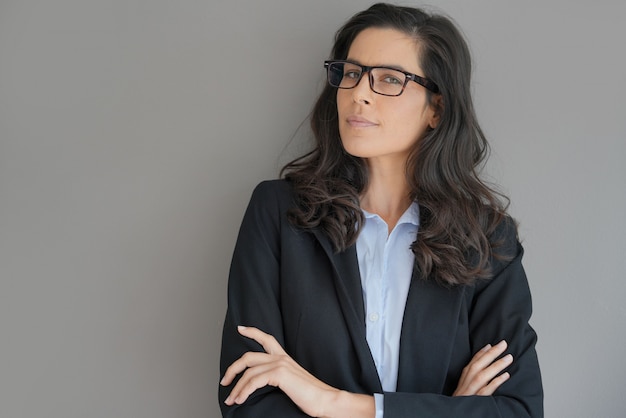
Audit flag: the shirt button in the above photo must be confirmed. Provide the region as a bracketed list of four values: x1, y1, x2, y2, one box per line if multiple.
[369, 313, 379, 322]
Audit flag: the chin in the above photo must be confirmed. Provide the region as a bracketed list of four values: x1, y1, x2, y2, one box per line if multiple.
[340, 142, 375, 159]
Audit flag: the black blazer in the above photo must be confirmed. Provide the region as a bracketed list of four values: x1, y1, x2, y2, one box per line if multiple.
[219, 180, 543, 417]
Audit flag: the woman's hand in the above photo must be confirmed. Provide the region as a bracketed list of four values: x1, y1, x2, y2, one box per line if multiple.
[221, 326, 374, 418]
[453, 340, 513, 396]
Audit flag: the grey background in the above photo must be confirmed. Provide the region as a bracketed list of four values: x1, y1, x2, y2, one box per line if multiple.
[1, 0, 624, 417]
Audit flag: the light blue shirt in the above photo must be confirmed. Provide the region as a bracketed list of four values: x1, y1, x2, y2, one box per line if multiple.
[356, 203, 419, 418]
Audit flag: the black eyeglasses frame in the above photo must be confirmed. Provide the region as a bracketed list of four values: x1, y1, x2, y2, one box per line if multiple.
[324, 60, 439, 96]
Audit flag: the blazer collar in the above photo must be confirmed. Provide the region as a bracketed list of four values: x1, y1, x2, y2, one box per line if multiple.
[312, 229, 383, 393]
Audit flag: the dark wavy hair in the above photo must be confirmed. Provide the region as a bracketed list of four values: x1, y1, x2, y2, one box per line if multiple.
[281, 3, 512, 286]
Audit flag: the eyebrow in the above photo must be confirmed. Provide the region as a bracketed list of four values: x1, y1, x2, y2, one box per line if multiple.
[344, 58, 410, 73]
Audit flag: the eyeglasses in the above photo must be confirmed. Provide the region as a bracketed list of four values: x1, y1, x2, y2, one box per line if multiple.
[324, 60, 439, 96]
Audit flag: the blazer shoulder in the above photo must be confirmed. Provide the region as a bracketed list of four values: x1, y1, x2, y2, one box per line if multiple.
[242, 179, 296, 233]
[482, 214, 524, 281]
[250, 179, 293, 205]
[490, 215, 519, 252]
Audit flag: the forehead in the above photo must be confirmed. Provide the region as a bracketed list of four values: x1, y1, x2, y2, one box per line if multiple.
[347, 27, 421, 72]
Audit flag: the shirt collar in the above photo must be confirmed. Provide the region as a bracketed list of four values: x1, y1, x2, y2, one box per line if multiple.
[362, 202, 420, 227]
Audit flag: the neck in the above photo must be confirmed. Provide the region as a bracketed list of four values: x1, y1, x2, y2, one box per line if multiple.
[360, 159, 412, 232]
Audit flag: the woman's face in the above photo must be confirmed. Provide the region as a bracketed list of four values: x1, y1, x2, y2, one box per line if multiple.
[337, 27, 438, 167]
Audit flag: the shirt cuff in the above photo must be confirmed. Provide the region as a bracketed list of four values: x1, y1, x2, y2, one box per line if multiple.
[374, 393, 384, 418]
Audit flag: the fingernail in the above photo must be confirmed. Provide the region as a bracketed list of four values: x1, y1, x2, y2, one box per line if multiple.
[224, 396, 231, 405]
[482, 344, 492, 351]
[219, 377, 225, 385]
[504, 354, 513, 363]
[237, 325, 247, 331]
[498, 340, 507, 347]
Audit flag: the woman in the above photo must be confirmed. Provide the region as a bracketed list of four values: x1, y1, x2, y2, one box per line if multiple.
[219, 3, 543, 417]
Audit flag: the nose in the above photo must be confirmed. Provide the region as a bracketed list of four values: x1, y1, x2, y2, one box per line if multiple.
[351, 72, 373, 105]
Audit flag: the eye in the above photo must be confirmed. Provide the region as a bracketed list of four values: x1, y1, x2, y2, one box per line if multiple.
[381, 73, 403, 85]
[344, 70, 361, 79]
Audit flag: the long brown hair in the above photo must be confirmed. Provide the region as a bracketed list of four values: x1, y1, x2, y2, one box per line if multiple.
[281, 3, 512, 286]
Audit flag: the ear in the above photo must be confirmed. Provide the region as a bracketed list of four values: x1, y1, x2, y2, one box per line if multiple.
[428, 94, 443, 129]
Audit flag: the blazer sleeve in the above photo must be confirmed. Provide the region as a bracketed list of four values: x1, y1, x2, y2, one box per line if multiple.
[218, 181, 308, 417]
[384, 219, 543, 417]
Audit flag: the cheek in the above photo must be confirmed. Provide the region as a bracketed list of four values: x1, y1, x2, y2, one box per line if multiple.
[402, 98, 434, 130]
[335, 91, 349, 115]
[392, 112, 432, 148]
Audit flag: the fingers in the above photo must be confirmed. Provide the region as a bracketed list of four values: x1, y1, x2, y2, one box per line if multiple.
[477, 371, 511, 396]
[220, 351, 274, 386]
[224, 357, 287, 405]
[237, 325, 286, 355]
[475, 353, 512, 390]
[223, 350, 337, 417]
[220, 326, 286, 386]
[220, 324, 340, 415]
[453, 340, 514, 397]
[470, 340, 508, 370]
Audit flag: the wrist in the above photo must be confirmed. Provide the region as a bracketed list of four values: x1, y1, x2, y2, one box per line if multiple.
[321, 390, 375, 418]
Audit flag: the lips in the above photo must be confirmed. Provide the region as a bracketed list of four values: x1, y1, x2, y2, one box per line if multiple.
[346, 115, 378, 128]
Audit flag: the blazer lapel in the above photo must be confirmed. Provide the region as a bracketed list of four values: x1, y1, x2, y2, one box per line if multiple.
[312, 229, 383, 393]
[397, 271, 465, 393]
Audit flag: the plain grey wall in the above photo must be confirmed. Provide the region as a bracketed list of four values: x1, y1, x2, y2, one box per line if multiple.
[1, 0, 625, 417]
